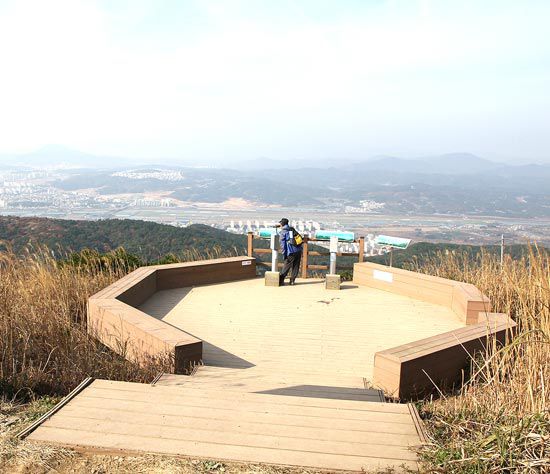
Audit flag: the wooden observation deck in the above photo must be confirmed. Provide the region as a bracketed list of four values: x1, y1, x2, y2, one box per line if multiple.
[21, 257, 515, 472]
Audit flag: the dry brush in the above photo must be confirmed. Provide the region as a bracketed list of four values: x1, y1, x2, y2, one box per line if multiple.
[412, 247, 550, 472]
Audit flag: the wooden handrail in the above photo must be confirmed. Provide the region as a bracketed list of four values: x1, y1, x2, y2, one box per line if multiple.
[247, 232, 364, 278]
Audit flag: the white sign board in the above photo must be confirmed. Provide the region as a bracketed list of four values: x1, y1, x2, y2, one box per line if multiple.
[373, 269, 393, 283]
[375, 235, 411, 249]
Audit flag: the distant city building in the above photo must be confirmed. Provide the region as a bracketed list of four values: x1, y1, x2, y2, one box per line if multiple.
[344, 200, 385, 213]
[112, 170, 185, 181]
[132, 198, 176, 207]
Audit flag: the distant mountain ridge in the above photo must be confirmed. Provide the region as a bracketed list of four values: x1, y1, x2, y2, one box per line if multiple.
[226, 152, 504, 174]
[2, 145, 546, 172]
[3, 146, 550, 217]
[50, 159, 550, 216]
[363, 153, 502, 175]
[9, 145, 137, 169]
[1, 145, 192, 169]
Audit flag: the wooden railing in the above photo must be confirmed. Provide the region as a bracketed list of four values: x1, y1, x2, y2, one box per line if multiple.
[247, 232, 365, 278]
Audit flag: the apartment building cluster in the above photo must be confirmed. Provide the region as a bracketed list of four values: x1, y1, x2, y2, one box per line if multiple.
[131, 198, 177, 207]
[111, 170, 186, 181]
[226, 219, 323, 235]
[0, 170, 121, 213]
[344, 200, 385, 213]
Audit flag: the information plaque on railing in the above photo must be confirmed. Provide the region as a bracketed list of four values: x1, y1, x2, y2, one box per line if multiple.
[375, 235, 411, 249]
[314, 230, 355, 242]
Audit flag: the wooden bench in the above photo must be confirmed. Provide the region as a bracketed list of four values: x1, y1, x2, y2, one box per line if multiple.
[353, 262, 515, 399]
[353, 262, 491, 324]
[373, 313, 516, 399]
[88, 257, 256, 373]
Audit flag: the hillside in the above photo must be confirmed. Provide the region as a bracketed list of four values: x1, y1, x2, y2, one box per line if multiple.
[38, 152, 550, 217]
[0, 216, 247, 261]
[2, 215, 544, 266]
[55, 168, 325, 206]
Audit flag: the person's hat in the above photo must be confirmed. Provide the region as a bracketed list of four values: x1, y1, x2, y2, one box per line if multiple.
[279, 218, 289, 226]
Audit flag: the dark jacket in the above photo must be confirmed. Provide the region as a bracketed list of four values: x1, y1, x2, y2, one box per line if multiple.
[279, 225, 302, 258]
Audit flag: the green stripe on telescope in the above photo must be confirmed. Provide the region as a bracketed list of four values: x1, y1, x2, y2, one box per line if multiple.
[375, 235, 411, 249]
[314, 230, 355, 242]
[258, 228, 277, 238]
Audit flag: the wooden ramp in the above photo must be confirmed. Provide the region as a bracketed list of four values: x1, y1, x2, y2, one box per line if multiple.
[25, 375, 424, 472]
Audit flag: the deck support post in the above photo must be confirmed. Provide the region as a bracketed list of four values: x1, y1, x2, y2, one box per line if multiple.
[301, 237, 309, 279]
[247, 232, 254, 257]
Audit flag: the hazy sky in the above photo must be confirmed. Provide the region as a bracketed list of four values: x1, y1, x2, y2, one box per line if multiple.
[0, 0, 549, 163]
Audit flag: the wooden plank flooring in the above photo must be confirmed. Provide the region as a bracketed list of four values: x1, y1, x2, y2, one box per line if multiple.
[26, 278, 445, 471]
[139, 278, 464, 381]
[157, 368, 384, 402]
[27, 379, 423, 472]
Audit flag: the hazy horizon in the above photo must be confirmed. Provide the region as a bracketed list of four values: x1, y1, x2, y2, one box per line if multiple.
[1, 0, 549, 164]
[2, 144, 549, 168]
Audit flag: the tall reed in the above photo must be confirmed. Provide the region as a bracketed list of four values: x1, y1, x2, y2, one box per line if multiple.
[0, 244, 238, 399]
[412, 247, 550, 472]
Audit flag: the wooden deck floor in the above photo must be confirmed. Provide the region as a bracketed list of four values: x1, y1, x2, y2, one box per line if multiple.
[139, 278, 464, 381]
[157, 367, 386, 402]
[24, 278, 452, 471]
[27, 378, 425, 472]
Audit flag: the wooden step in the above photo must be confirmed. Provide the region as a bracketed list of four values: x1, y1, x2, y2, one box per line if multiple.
[81, 385, 406, 422]
[30, 427, 417, 471]
[26, 379, 422, 472]
[55, 404, 420, 446]
[158, 365, 385, 401]
[156, 372, 385, 402]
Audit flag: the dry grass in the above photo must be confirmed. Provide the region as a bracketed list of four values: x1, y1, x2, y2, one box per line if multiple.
[0, 397, 76, 471]
[0, 244, 239, 399]
[410, 247, 550, 472]
[0, 246, 157, 399]
[2, 449, 345, 474]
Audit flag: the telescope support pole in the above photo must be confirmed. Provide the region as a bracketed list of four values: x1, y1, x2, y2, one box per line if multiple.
[326, 236, 340, 290]
[265, 233, 280, 287]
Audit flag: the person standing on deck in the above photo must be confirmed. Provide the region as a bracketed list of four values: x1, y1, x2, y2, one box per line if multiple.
[278, 218, 303, 286]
